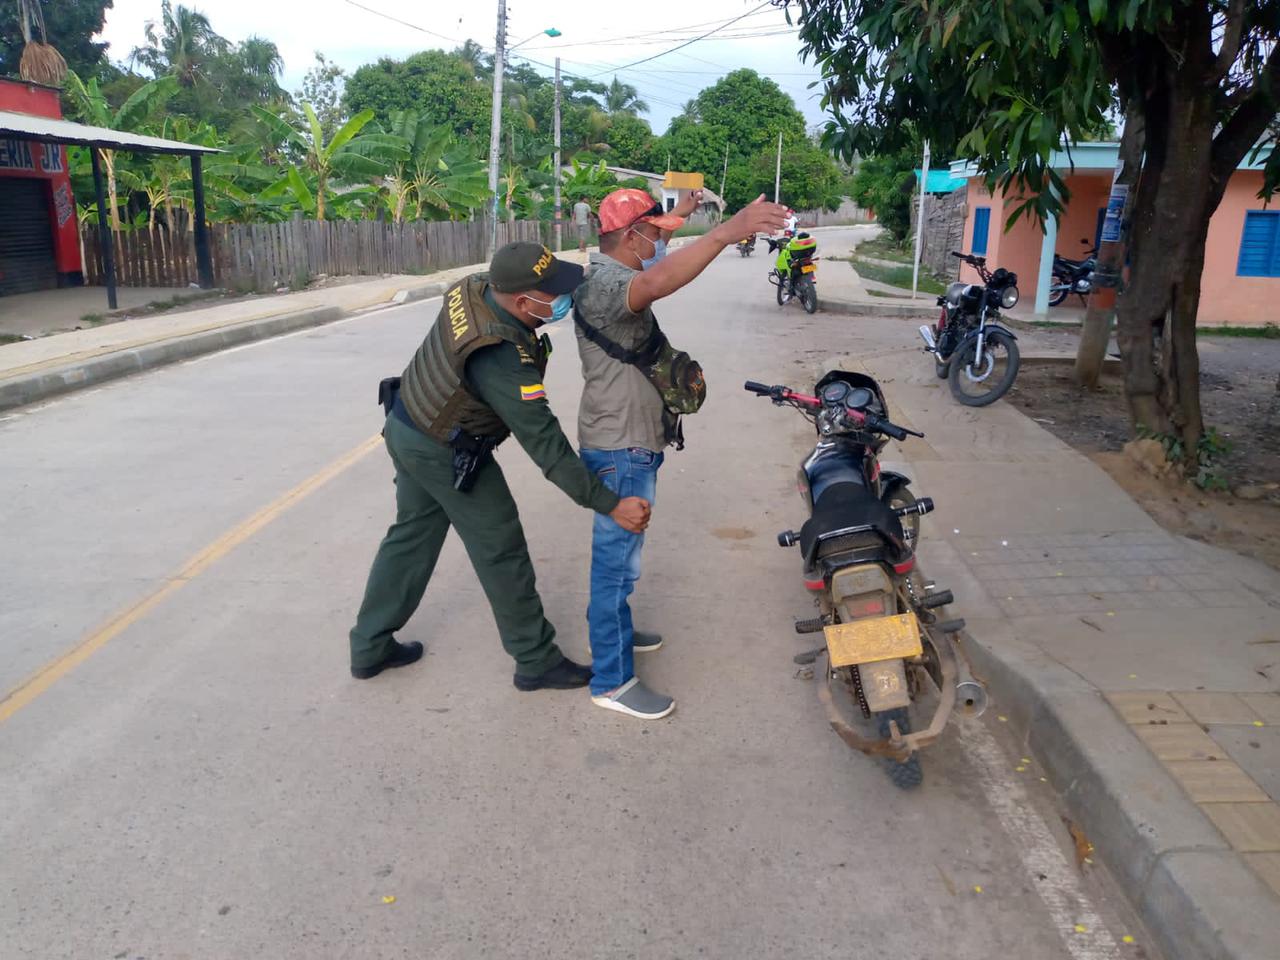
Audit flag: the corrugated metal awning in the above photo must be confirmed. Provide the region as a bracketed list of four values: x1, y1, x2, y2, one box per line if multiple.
[0, 110, 221, 156]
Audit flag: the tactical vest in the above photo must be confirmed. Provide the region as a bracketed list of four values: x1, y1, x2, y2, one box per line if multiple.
[399, 275, 548, 443]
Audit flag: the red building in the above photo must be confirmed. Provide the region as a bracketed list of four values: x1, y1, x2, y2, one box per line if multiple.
[0, 77, 82, 295]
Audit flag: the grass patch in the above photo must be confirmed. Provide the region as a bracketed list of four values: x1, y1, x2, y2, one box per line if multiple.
[672, 223, 712, 238]
[1198, 323, 1280, 339]
[0, 332, 25, 345]
[1027, 319, 1083, 329]
[80, 313, 106, 325]
[854, 235, 913, 264]
[849, 256, 947, 295]
[144, 290, 224, 313]
[867, 288, 911, 299]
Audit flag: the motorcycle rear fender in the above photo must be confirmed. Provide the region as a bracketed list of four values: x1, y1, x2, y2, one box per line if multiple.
[879, 470, 911, 503]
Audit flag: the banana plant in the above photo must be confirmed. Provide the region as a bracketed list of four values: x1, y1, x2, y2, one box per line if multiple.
[62, 71, 177, 230]
[379, 110, 490, 222]
[251, 103, 398, 220]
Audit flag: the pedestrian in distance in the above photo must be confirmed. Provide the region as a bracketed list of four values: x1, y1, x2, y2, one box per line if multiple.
[349, 241, 652, 690]
[572, 188, 789, 719]
[573, 196, 593, 254]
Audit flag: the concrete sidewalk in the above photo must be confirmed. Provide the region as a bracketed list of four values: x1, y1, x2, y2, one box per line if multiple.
[840, 345, 1280, 960]
[811, 226, 942, 318]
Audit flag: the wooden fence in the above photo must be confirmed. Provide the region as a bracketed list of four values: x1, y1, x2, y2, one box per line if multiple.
[79, 217, 546, 293]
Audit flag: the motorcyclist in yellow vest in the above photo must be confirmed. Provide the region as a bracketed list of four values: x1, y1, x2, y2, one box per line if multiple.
[349, 241, 651, 689]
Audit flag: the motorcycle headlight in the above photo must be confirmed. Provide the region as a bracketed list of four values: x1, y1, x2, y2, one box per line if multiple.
[1000, 285, 1020, 309]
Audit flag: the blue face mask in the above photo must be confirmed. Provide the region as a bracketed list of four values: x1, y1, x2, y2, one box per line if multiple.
[527, 292, 573, 323]
[631, 229, 668, 270]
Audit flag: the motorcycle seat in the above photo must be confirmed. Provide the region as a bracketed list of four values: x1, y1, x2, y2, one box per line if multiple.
[944, 282, 967, 305]
[800, 482, 908, 569]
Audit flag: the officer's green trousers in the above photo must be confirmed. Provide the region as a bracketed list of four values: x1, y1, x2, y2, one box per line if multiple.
[349, 414, 564, 676]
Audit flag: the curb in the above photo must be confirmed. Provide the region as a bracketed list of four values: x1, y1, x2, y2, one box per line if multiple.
[0, 283, 446, 414]
[818, 296, 938, 318]
[963, 627, 1280, 960]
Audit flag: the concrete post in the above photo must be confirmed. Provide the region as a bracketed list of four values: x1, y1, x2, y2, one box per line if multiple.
[1034, 208, 1058, 316]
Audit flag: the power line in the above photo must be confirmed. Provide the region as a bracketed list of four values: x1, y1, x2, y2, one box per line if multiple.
[340, 0, 461, 46]
[585, 2, 774, 77]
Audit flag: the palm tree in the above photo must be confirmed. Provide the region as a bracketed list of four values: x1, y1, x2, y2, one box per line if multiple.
[604, 77, 648, 116]
[454, 39, 489, 79]
[574, 108, 613, 155]
[15, 0, 66, 85]
[63, 72, 177, 230]
[132, 1, 226, 87]
[235, 35, 284, 99]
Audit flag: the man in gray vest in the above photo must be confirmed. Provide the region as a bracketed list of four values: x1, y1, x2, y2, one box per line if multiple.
[349, 241, 652, 690]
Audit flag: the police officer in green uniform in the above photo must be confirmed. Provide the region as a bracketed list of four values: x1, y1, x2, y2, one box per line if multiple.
[349, 241, 652, 688]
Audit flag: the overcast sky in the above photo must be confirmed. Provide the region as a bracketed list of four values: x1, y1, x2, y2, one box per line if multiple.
[95, 0, 830, 133]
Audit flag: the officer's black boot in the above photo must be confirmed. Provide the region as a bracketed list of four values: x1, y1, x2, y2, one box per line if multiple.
[351, 640, 425, 679]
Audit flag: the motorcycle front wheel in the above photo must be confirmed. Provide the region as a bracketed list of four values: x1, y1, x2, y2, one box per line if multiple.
[799, 278, 818, 314]
[775, 275, 786, 306]
[1047, 277, 1070, 307]
[948, 330, 1021, 406]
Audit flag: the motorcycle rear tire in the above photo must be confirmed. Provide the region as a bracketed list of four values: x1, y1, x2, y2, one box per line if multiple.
[800, 279, 818, 314]
[879, 708, 923, 790]
[948, 331, 1020, 407]
[1047, 278, 1070, 308]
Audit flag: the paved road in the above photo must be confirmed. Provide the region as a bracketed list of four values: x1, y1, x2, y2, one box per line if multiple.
[0, 232, 1156, 959]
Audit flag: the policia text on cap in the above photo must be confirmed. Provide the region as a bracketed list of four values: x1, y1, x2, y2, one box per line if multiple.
[348, 242, 652, 688]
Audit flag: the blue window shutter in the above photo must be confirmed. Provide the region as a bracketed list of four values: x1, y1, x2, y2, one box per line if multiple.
[972, 206, 991, 255]
[1237, 211, 1280, 277]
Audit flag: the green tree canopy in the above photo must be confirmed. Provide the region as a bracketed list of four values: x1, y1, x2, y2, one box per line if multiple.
[0, 0, 110, 79]
[343, 50, 491, 145]
[784, 0, 1280, 464]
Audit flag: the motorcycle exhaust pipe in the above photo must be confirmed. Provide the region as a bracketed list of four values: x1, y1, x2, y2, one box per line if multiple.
[956, 679, 989, 718]
[917, 325, 938, 352]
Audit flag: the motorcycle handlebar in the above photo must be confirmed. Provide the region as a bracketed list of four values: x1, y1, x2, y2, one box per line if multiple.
[743, 380, 771, 395]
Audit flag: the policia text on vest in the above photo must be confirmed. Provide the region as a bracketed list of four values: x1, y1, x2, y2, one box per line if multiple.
[347, 242, 652, 689]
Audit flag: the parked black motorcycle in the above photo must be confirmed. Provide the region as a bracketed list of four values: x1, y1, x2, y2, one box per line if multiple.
[1048, 239, 1098, 307]
[737, 235, 757, 257]
[744, 372, 985, 789]
[920, 251, 1022, 407]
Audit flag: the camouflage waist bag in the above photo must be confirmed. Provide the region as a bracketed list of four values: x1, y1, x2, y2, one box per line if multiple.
[574, 306, 706, 449]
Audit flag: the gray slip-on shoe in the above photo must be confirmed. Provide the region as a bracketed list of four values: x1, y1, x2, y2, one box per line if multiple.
[591, 678, 675, 720]
[633, 631, 663, 653]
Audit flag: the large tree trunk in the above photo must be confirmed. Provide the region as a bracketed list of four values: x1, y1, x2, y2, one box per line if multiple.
[1075, 105, 1144, 387]
[1115, 67, 1218, 463]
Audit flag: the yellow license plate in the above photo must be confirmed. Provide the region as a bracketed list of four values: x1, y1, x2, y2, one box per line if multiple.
[824, 613, 922, 667]
[801, 263, 817, 274]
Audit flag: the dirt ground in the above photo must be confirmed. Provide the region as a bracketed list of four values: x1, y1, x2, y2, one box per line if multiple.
[1007, 333, 1280, 571]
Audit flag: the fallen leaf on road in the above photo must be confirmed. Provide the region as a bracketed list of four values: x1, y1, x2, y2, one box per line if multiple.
[382, 895, 396, 904]
[1063, 818, 1095, 868]
[1079, 617, 1103, 632]
[973, 885, 983, 894]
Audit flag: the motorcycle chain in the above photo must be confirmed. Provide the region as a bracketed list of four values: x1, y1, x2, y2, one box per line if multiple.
[847, 664, 871, 719]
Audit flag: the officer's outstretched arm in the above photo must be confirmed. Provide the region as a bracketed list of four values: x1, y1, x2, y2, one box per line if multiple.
[467, 345, 620, 515]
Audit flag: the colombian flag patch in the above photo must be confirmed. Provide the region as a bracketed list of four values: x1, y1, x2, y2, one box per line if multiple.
[520, 383, 547, 401]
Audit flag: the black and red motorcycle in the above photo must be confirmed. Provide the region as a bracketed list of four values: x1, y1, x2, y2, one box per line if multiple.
[745, 372, 986, 788]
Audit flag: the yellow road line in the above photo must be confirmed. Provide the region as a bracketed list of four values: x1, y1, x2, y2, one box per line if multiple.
[0, 433, 383, 724]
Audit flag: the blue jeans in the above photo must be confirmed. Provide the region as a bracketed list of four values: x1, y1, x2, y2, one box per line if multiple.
[580, 447, 664, 695]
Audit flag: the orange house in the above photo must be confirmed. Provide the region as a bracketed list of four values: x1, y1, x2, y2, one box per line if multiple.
[949, 142, 1277, 324]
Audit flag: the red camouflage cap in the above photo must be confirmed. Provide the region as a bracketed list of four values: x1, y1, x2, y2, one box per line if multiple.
[597, 188, 685, 234]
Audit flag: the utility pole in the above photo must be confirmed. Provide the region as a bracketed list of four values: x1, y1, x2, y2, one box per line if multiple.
[485, 0, 507, 261]
[773, 131, 782, 203]
[719, 141, 728, 217]
[553, 57, 562, 252]
[912, 139, 930, 299]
